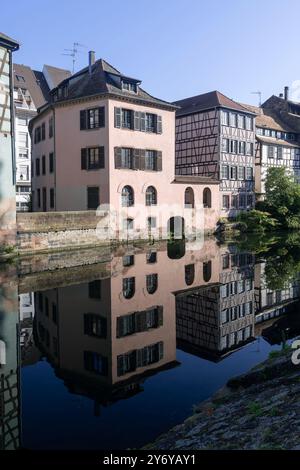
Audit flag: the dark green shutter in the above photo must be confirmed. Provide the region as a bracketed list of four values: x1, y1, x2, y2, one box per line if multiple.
[134, 111, 141, 131]
[81, 148, 87, 169]
[133, 149, 140, 170]
[130, 110, 134, 130]
[157, 306, 163, 326]
[139, 149, 146, 170]
[99, 147, 105, 168]
[114, 147, 122, 168]
[156, 115, 162, 134]
[156, 151, 162, 171]
[80, 110, 86, 130]
[140, 112, 146, 132]
[99, 107, 105, 127]
[115, 107, 121, 128]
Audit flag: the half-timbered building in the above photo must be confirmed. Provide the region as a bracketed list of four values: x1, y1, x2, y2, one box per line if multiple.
[173, 91, 256, 217]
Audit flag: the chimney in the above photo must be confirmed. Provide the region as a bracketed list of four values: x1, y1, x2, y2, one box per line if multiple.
[279, 93, 283, 98]
[284, 86, 289, 101]
[89, 51, 95, 75]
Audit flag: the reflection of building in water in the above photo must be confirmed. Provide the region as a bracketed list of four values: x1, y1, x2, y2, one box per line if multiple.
[33, 239, 221, 407]
[19, 293, 40, 366]
[176, 247, 256, 361]
[0, 278, 20, 450]
[254, 262, 300, 342]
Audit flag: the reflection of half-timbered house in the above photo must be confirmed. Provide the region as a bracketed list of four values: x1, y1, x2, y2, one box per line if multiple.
[176, 248, 255, 361]
[173, 91, 256, 216]
[0, 33, 19, 242]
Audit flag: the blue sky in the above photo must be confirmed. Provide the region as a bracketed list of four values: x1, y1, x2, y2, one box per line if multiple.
[4, 0, 300, 105]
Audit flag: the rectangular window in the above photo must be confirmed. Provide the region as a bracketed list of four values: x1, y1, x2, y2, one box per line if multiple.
[145, 113, 155, 132]
[230, 166, 237, 180]
[42, 155, 46, 175]
[238, 166, 245, 180]
[84, 314, 107, 338]
[88, 280, 101, 299]
[117, 307, 162, 338]
[50, 188, 54, 209]
[238, 114, 245, 129]
[246, 116, 253, 130]
[230, 140, 238, 154]
[221, 110, 229, 126]
[146, 251, 157, 264]
[239, 141, 246, 155]
[267, 146, 274, 158]
[222, 254, 230, 269]
[36, 158, 40, 176]
[80, 107, 105, 130]
[81, 147, 105, 170]
[222, 195, 230, 209]
[247, 194, 253, 207]
[145, 150, 157, 170]
[114, 147, 134, 169]
[246, 167, 253, 180]
[277, 146, 283, 159]
[222, 138, 229, 153]
[239, 193, 246, 208]
[117, 342, 163, 376]
[221, 165, 229, 179]
[49, 153, 54, 173]
[229, 112, 237, 127]
[49, 117, 53, 138]
[87, 187, 100, 209]
[123, 255, 134, 267]
[84, 351, 108, 376]
[121, 109, 133, 129]
[246, 142, 254, 156]
[37, 189, 41, 208]
[41, 122, 45, 141]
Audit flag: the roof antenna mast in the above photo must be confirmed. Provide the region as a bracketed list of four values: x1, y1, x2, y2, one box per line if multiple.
[251, 91, 262, 107]
[62, 42, 86, 73]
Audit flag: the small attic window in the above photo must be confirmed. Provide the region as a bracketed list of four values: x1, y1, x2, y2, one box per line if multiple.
[16, 75, 25, 82]
[122, 80, 137, 93]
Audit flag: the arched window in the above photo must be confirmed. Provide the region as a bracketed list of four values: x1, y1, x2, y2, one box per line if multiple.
[145, 186, 157, 206]
[203, 261, 212, 282]
[121, 185, 134, 207]
[203, 187, 212, 208]
[185, 264, 195, 286]
[123, 277, 135, 299]
[184, 187, 194, 208]
[146, 274, 158, 294]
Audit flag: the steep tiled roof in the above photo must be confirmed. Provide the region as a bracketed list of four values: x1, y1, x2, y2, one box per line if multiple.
[43, 65, 71, 89]
[257, 135, 300, 148]
[240, 102, 295, 132]
[173, 91, 254, 117]
[51, 58, 177, 110]
[14, 64, 50, 108]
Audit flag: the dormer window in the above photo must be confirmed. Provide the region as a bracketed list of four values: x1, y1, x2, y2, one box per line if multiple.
[122, 80, 137, 93]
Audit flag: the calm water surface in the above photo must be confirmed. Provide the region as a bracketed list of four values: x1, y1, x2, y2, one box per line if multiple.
[2, 237, 300, 449]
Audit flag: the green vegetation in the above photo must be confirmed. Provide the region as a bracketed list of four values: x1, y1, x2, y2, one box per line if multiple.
[238, 167, 300, 232]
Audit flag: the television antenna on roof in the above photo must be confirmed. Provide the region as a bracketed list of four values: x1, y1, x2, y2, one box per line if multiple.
[251, 91, 262, 107]
[62, 42, 87, 73]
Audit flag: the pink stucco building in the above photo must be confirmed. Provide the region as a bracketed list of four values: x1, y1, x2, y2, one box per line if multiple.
[29, 52, 219, 237]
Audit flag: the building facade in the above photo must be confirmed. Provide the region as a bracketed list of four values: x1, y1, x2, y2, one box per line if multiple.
[0, 32, 19, 245]
[242, 95, 300, 198]
[13, 64, 70, 211]
[29, 53, 220, 235]
[173, 91, 256, 217]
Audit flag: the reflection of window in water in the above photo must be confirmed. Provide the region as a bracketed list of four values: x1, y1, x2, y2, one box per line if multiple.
[203, 261, 212, 282]
[84, 314, 107, 338]
[123, 255, 134, 267]
[185, 264, 195, 286]
[146, 251, 157, 264]
[146, 274, 158, 294]
[117, 306, 163, 337]
[123, 277, 135, 299]
[88, 280, 101, 299]
[84, 351, 108, 376]
[117, 341, 164, 376]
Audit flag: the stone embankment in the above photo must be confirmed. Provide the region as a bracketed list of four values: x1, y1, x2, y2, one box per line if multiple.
[145, 348, 300, 450]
